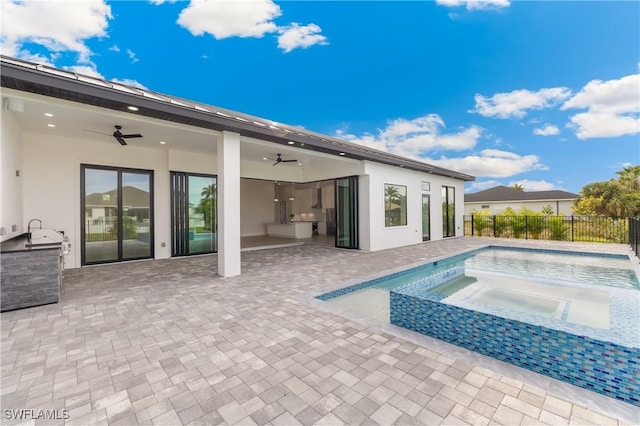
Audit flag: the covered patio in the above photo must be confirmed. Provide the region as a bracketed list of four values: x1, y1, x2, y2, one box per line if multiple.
[1, 238, 635, 425]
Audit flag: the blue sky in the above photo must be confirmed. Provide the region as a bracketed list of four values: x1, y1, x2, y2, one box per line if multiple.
[2, 0, 639, 193]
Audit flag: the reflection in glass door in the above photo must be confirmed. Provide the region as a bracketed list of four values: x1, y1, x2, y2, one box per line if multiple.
[422, 194, 430, 241]
[171, 172, 217, 256]
[442, 186, 456, 237]
[81, 165, 153, 265]
[335, 176, 358, 249]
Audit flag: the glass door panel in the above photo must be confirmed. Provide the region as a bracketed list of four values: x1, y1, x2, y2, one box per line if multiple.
[442, 186, 455, 237]
[122, 172, 153, 259]
[188, 176, 217, 254]
[83, 168, 119, 263]
[171, 172, 217, 256]
[422, 194, 430, 241]
[335, 176, 358, 249]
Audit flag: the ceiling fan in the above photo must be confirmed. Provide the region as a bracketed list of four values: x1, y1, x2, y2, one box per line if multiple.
[267, 153, 298, 166]
[84, 125, 143, 146]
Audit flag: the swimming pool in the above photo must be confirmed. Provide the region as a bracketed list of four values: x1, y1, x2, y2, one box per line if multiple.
[318, 246, 640, 406]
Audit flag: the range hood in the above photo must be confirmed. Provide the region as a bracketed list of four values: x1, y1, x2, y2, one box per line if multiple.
[311, 188, 322, 208]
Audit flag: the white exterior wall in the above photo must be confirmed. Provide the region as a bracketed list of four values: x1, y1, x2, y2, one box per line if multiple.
[21, 132, 173, 269]
[464, 200, 576, 215]
[361, 161, 465, 252]
[1, 110, 24, 242]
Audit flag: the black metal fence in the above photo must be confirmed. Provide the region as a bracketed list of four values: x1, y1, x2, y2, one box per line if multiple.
[630, 217, 639, 257]
[464, 215, 629, 243]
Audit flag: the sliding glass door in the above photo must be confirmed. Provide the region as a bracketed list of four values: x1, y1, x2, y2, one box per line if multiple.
[422, 194, 431, 241]
[442, 186, 455, 238]
[81, 165, 153, 265]
[171, 172, 217, 256]
[335, 176, 358, 249]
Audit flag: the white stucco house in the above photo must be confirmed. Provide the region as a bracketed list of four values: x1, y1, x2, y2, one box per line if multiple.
[1, 56, 474, 277]
[464, 186, 579, 216]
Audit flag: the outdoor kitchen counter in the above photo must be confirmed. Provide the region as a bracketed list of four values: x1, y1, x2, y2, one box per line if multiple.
[1, 234, 61, 312]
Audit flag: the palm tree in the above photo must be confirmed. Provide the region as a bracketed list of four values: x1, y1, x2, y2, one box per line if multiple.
[616, 165, 640, 191]
[197, 184, 217, 231]
[385, 185, 401, 225]
[512, 184, 524, 191]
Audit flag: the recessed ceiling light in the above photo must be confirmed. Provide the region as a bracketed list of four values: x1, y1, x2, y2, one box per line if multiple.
[288, 141, 294, 145]
[339, 152, 345, 156]
[127, 106, 139, 111]
[44, 113, 53, 117]
[47, 124, 56, 128]
[298, 162, 302, 166]
[263, 157, 268, 160]
[160, 141, 166, 145]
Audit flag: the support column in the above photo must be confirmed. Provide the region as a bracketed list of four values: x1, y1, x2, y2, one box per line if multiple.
[217, 131, 241, 277]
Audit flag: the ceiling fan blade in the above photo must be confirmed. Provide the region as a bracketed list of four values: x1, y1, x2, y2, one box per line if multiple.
[282, 159, 297, 163]
[83, 129, 111, 136]
[266, 157, 277, 161]
[121, 134, 142, 138]
[116, 136, 127, 146]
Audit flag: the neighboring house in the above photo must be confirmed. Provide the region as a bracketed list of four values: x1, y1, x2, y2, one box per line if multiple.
[464, 186, 579, 215]
[1, 56, 474, 277]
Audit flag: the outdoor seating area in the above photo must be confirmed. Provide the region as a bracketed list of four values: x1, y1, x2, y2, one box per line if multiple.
[1, 238, 637, 425]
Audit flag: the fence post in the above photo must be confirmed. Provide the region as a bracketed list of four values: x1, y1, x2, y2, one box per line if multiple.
[571, 216, 574, 242]
[493, 216, 497, 237]
[525, 216, 528, 239]
[471, 214, 474, 236]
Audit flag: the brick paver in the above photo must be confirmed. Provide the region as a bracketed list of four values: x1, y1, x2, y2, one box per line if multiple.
[1, 237, 638, 425]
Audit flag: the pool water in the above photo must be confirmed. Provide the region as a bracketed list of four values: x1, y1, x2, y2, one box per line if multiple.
[323, 247, 639, 341]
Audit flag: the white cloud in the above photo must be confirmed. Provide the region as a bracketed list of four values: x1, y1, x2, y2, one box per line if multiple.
[109, 45, 120, 52]
[0, 0, 111, 63]
[533, 124, 560, 136]
[277, 23, 328, 53]
[425, 149, 547, 178]
[508, 179, 557, 191]
[337, 114, 482, 159]
[437, 0, 510, 10]
[110, 78, 148, 90]
[471, 87, 572, 119]
[466, 180, 501, 193]
[127, 48, 139, 63]
[561, 74, 640, 139]
[177, 0, 281, 39]
[149, 0, 177, 4]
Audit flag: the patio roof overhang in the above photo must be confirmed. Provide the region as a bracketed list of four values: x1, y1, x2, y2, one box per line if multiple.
[1, 55, 475, 182]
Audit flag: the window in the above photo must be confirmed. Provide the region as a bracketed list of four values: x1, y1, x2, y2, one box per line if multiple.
[481, 205, 490, 209]
[442, 186, 455, 237]
[421, 181, 430, 191]
[385, 183, 407, 227]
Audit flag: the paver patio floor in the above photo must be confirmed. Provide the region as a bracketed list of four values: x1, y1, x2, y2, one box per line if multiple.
[2, 237, 638, 425]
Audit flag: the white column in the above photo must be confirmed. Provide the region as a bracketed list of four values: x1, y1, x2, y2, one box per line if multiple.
[217, 131, 241, 277]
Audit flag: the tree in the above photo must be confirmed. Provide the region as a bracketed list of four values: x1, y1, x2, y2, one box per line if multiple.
[195, 184, 216, 231]
[573, 167, 640, 218]
[512, 183, 524, 191]
[385, 185, 401, 226]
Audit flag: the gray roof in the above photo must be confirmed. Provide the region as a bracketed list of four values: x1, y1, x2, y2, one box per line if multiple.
[1, 55, 475, 182]
[85, 186, 150, 208]
[465, 186, 579, 203]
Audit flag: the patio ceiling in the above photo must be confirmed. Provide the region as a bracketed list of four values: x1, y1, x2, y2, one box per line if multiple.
[2, 87, 357, 176]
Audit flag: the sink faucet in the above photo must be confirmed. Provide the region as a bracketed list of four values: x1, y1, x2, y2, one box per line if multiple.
[27, 219, 42, 242]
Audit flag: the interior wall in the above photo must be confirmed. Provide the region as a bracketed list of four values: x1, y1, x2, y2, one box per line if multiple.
[0, 109, 24, 242]
[240, 179, 275, 236]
